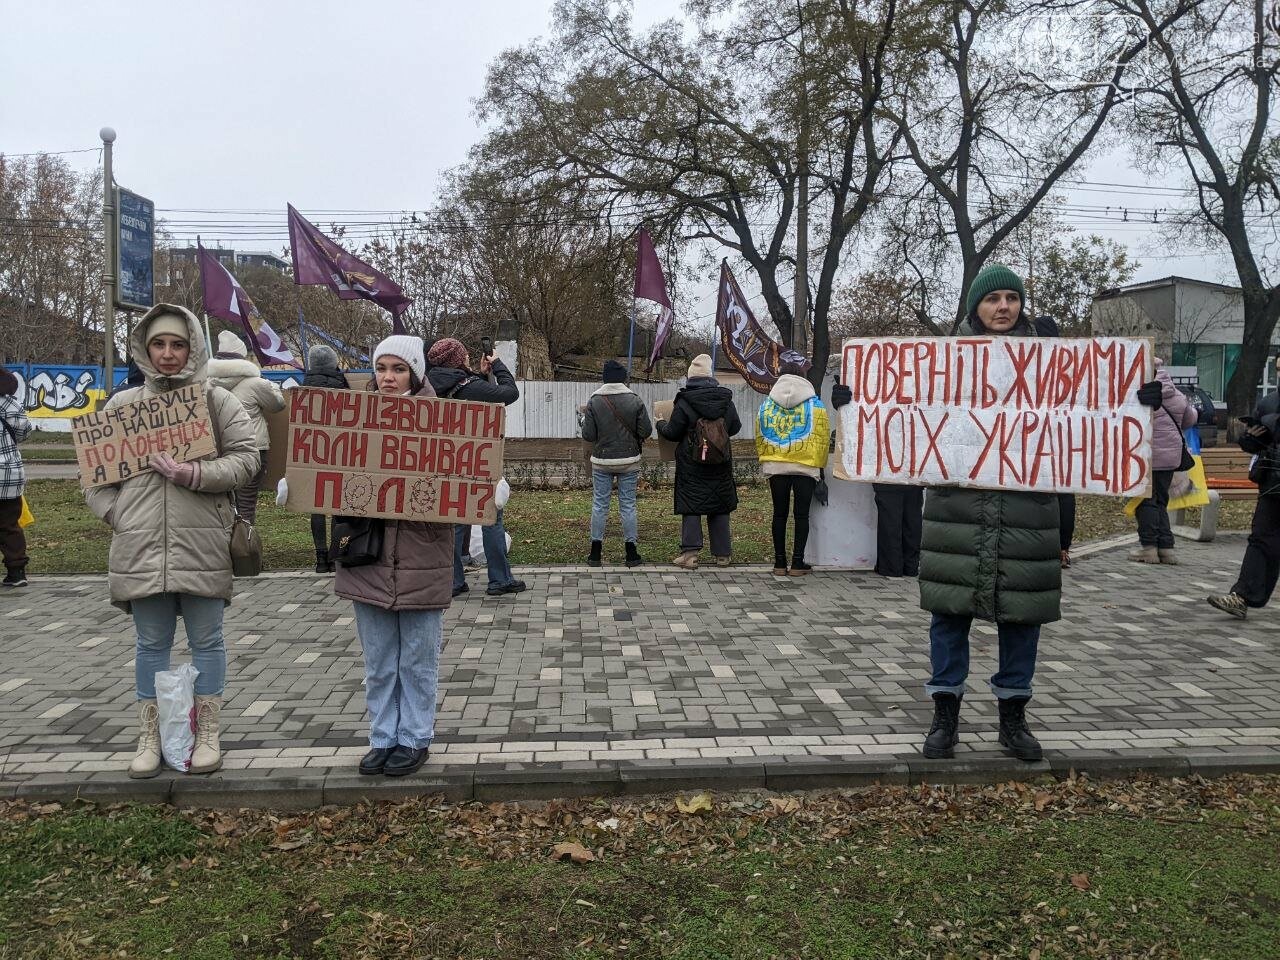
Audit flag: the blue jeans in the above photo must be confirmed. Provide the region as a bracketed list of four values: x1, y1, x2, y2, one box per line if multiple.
[352, 602, 443, 749]
[132, 593, 226, 700]
[925, 613, 1040, 700]
[590, 469, 639, 543]
[453, 510, 515, 590]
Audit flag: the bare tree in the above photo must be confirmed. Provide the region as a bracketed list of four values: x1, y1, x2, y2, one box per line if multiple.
[1121, 0, 1280, 419]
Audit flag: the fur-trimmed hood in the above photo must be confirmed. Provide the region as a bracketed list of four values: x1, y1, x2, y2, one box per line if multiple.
[206, 356, 263, 387]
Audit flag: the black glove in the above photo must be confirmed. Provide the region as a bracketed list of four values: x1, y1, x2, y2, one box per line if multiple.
[1136, 380, 1163, 408]
[814, 470, 829, 506]
[830, 383, 852, 410]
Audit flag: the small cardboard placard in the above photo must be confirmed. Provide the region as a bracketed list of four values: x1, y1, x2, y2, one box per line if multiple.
[285, 387, 506, 524]
[72, 383, 216, 489]
[654, 400, 677, 461]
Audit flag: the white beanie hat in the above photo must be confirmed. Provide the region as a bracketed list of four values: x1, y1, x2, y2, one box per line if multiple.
[687, 353, 713, 379]
[373, 334, 426, 384]
[216, 330, 248, 358]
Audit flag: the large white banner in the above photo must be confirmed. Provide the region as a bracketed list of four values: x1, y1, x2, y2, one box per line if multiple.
[834, 336, 1154, 497]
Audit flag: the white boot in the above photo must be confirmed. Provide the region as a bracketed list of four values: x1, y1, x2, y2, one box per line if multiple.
[128, 699, 162, 779]
[190, 694, 223, 774]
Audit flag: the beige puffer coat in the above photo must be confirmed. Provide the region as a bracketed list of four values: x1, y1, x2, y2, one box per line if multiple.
[334, 381, 455, 612]
[206, 356, 285, 450]
[85, 305, 260, 612]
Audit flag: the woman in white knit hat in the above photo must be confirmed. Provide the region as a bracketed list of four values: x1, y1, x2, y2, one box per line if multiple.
[84, 305, 259, 779]
[331, 335, 455, 777]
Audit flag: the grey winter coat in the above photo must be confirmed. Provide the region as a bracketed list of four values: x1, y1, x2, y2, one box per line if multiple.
[917, 316, 1061, 625]
[580, 383, 653, 474]
[207, 356, 285, 450]
[84, 305, 260, 612]
[333, 381, 455, 612]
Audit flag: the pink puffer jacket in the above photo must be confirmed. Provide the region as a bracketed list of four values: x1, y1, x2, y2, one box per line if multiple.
[1151, 363, 1198, 472]
[333, 381, 455, 612]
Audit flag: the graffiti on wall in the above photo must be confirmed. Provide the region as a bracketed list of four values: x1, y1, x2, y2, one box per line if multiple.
[14, 366, 107, 417]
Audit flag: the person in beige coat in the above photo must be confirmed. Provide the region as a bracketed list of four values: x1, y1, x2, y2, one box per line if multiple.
[334, 335, 455, 778]
[207, 330, 285, 523]
[85, 305, 259, 779]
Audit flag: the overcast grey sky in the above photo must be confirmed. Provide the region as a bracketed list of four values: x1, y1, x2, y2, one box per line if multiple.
[1, 0, 1232, 296]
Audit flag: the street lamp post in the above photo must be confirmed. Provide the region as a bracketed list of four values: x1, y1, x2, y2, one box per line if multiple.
[100, 126, 117, 391]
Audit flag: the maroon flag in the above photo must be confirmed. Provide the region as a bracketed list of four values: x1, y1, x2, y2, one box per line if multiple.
[635, 229, 675, 370]
[197, 243, 300, 368]
[715, 261, 810, 394]
[287, 204, 412, 332]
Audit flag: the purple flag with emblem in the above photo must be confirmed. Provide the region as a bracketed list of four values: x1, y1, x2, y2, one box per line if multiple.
[635, 228, 674, 371]
[287, 203, 412, 332]
[716, 261, 809, 394]
[197, 243, 300, 368]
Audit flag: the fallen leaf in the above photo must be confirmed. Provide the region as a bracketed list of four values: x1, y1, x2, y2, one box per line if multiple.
[676, 792, 713, 814]
[596, 817, 620, 831]
[1033, 791, 1051, 812]
[551, 841, 595, 864]
[769, 797, 801, 814]
[270, 839, 309, 852]
[1070, 873, 1091, 891]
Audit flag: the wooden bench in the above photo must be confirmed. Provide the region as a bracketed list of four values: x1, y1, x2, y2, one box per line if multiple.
[1170, 446, 1258, 542]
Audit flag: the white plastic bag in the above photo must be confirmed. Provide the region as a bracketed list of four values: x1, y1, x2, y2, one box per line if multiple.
[468, 527, 513, 565]
[155, 663, 199, 773]
[495, 477, 511, 509]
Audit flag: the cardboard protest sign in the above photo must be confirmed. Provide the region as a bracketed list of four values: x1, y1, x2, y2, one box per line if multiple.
[834, 337, 1154, 497]
[285, 387, 505, 524]
[72, 383, 216, 490]
[654, 400, 677, 461]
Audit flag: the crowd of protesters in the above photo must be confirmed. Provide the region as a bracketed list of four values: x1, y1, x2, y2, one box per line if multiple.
[42, 262, 1275, 780]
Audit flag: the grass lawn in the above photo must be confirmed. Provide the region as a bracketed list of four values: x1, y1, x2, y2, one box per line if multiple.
[21, 479, 1256, 574]
[1, 775, 1277, 959]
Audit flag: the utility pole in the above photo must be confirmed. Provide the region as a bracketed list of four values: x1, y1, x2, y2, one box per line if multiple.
[100, 126, 116, 390]
[792, 1, 809, 357]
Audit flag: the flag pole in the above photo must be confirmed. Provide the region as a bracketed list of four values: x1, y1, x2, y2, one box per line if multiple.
[626, 297, 637, 377]
[298, 306, 308, 365]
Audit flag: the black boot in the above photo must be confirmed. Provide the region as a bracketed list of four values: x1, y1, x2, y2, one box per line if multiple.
[315, 550, 331, 574]
[922, 693, 961, 759]
[624, 542, 643, 567]
[588, 540, 603, 567]
[997, 697, 1043, 762]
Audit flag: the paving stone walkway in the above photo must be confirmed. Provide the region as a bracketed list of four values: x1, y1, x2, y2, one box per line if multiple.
[1, 533, 1277, 806]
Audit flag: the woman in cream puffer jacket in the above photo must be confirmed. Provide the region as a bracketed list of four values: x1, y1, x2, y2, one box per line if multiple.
[85, 304, 258, 781]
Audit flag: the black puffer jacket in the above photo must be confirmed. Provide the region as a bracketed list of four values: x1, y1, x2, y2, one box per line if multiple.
[657, 377, 742, 515]
[302, 345, 351, 391]
[1242, 388, 1280, 497]
[428, 359, 519, 405]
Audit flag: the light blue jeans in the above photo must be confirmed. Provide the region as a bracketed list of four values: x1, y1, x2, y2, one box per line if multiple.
[353, 602, 443, 749]
[132, 593, 226, 700]
[590, 469, 639, 543]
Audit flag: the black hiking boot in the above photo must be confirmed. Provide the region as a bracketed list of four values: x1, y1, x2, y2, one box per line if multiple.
[998, 697, 1043, 762]
[315, 550, 331, 574]
[588, 540, 603, 567]
[624, 542, 643, 567]
[922, 693, 960, 759]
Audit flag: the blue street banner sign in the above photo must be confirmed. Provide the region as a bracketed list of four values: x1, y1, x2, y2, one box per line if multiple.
[115, 186, 154, 310]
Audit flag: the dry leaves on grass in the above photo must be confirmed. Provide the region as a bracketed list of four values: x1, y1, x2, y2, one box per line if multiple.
[675, 792, 713, 815]
[551, 841, 596, 864]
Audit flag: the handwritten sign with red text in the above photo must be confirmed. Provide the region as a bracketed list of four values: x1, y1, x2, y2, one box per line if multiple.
[72, 383, 216, 490]
[284, 387, 505, 524]
[834, 337, 1153, 497]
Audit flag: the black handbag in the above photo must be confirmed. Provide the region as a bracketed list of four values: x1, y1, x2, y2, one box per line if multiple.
[1163, 408, 1195, 472]
[332, 517, 385, 568]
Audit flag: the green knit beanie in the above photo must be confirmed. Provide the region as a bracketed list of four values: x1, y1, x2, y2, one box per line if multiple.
[965, 263, 1026, 317]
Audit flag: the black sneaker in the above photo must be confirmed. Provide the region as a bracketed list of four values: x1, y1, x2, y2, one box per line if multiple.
[486, 580, 527, 596]
[451, 584, 469, 598]
[2, 568, 27, 588]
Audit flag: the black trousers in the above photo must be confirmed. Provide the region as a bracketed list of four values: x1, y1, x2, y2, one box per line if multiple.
[0, 497, 27, 570]
[310, 514, 334, 557]
[1135, 469, 1175, 549]
[1232, 495, 1280, 608]
[873, 483, 923, 577]
[1057, 493, 1076, 552]
[768, 474, 816, 565]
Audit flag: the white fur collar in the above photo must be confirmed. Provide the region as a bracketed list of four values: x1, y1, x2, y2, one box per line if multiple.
[592, 382, 633, 396]
[206, 357, 261, 380]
